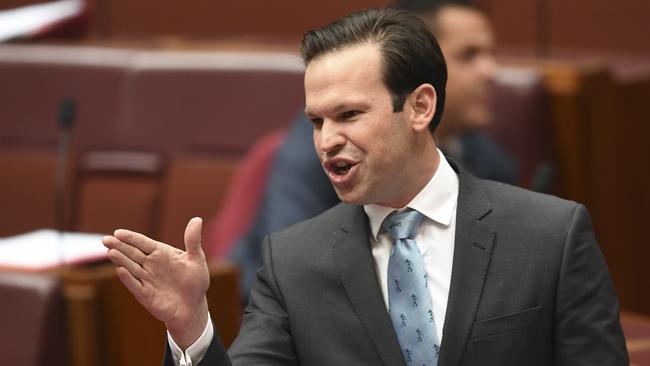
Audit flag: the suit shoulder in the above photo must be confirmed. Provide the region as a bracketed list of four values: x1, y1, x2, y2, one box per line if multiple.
[475, 180, 594, 263]
[268, 202, 359, 246]
[477, 180, 587, 238]
[482, 179, 580, 215]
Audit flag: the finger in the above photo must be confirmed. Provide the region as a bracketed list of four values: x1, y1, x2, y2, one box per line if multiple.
[115, 266, 144, 299]
[115, 267, 151, 305]
[103, 236, 147, 264]
[102, 235, 113, 248]
[107, 248, 145, 280]
[114, 229, 157, 255]
[184, 217, 203, 256]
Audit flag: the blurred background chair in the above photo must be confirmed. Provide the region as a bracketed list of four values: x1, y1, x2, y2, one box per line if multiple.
[72, 150, 165, 237]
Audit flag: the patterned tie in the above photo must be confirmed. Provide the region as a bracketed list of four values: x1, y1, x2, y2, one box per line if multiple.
[383, 210, 439, 366]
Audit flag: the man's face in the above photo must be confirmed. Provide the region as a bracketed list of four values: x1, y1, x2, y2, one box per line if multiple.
[432, 7, 496, 135]
[304, 43, 422, 207]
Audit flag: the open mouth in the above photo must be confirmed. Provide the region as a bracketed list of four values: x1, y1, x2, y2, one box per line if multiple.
[324, 158, 358, 182]
[332, 161, 353, 175]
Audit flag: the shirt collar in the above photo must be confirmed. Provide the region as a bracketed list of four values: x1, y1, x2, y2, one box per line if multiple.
[363, 149, 459, 240]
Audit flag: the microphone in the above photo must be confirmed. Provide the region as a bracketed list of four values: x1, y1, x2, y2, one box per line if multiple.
[58, 97, 77, 131]
[54, 97, 77, 237]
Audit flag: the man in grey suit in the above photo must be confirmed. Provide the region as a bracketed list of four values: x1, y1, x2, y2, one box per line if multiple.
[103, 8, 628, 366]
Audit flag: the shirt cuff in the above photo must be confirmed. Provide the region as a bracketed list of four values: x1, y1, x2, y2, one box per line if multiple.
[167, 313, 214, 366]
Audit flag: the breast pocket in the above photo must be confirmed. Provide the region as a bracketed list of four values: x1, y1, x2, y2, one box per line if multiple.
[470, 305, 542, 341]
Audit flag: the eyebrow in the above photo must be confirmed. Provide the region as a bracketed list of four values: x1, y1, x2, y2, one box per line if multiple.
[305, 102, 364, 118]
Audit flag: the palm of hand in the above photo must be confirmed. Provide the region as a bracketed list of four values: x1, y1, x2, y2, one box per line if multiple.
[103, 217, 210, 343]
[131, 244, 210, 328]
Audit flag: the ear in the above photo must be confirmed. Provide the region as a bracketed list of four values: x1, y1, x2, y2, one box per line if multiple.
[406, 83, 436, 133]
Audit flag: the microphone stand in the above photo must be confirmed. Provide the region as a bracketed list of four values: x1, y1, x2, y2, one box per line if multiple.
[54, 97, 76, 267]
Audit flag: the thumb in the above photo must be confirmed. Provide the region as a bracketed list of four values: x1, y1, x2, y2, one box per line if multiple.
[184, 217, 203, 256]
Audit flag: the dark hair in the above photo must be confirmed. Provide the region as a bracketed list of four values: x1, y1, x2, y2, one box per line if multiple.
[300, 8, 447, 134]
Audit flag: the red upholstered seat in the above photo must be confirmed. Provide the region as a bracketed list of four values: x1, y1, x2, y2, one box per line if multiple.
[203, 129, 286, 259]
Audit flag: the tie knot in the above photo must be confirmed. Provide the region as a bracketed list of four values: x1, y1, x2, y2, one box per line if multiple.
[382, 210, 423, 240]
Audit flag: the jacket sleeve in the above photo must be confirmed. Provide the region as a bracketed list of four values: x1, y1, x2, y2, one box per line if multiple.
[171, 235, 298, 366]
[162, 330, 232, 366]
[553, 204, 628, 365]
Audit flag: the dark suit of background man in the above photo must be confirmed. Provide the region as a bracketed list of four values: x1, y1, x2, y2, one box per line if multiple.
[103, 7, 628, 366]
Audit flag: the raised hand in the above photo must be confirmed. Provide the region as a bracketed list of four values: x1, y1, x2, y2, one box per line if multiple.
[102, 217, 210, 349]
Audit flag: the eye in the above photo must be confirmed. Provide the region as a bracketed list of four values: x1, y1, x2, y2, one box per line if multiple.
[309, 117, 323, 126]
[458, 47, 479, 63]
[340, 110, 361, 120]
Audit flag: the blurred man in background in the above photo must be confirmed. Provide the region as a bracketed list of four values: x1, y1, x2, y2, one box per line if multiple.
[412, 0, 516, 181]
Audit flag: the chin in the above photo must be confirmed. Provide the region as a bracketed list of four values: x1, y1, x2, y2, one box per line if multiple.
[337, 194, 365, 205]
[334, 188, 368, 205]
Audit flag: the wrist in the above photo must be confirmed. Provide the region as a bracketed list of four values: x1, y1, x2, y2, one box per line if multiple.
[166, 297, 209, 350]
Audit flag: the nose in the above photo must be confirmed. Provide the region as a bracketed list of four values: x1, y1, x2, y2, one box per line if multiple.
[314, 119, 345, 155]
[479, 54, 497, 82]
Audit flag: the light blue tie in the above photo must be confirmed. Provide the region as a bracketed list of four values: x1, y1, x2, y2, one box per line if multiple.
[384, 210, 439, 366]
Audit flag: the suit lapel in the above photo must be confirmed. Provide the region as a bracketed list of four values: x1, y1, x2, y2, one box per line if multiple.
[438, 163, 496, 366]
[332, 204, 406, 366]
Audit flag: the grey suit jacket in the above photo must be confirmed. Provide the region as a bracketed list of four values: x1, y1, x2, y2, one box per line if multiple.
[166, 163, 628, 366]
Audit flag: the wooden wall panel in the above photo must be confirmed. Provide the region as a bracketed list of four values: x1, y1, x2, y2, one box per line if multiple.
[614, 75, 650, 314]
[0, 0, 47, 11]
[484, 0, 650, 56]
[88, 0, 392, 39]
[483, 0, 539, 49]
[540, 60, 650, 315]
[548, 0, 650, 55]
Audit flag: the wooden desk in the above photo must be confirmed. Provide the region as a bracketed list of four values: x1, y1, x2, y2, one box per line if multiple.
[58, 260, 241, 366]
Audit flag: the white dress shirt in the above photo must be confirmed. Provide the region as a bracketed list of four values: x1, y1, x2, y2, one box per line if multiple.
[168, 314, 214, 366]
[169, 149, 459, 364]
[364, 150, 458, 342]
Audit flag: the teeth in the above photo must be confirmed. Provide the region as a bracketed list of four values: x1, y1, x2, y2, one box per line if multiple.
[335, 161, 349, 167]
[333, 163, 352, 175]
